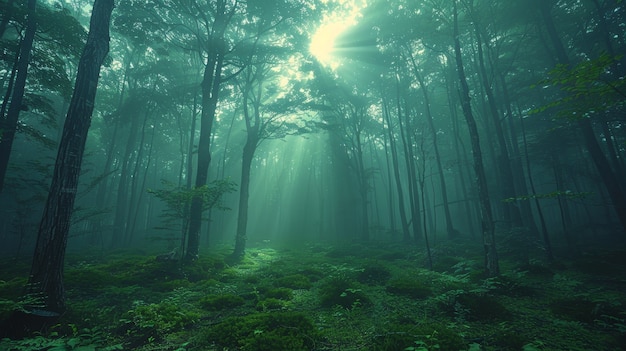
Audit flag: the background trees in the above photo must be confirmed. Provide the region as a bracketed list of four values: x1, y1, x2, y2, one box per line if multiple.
[0, 0, 623, 274]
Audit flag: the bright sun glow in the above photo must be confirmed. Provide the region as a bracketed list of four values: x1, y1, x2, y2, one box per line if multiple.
[309, 0, 366, 69]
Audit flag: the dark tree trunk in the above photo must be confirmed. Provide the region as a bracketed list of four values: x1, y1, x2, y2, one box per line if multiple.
[453, 1, 499, 276]
[186, 2, 230, 261]
[10, 0, 113, 335]
[0, 0, 36, 194]
[474, 25, 522, 228]
[382, 96, 411, 242]
[233, 132, 257, 258]
[407, 52, 457, 238]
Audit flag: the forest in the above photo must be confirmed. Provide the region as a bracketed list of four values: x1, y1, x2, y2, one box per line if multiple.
[0, 0, 625, 350]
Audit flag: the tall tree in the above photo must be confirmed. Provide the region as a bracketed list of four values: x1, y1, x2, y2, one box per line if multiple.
[185, 0, 237, 261]
[15, 0, 113, 327]
[0, 0, 36, 193]
[453, 0, 498, 276]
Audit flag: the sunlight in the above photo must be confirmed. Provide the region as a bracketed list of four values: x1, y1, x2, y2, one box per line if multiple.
[309, 0, 367, 69]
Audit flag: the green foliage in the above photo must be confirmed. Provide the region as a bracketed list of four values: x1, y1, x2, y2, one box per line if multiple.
[504, 190, 592, 203]
[451, 293, 511, 322]
[318, 275, 370, 309]
[0, 326, 122, 351]
[148, 179, 236, 234]
[276, 274, 312, 289]
[199, 294, 245, 311]
[200, 312, 319, 351]
[357, 261, 392, 285]
[372, 323, 464, 351]
[263, 287, 293, 300]
[256, 298, 287, 311]
[385, 277, 432, 298]
[531, 53, 625, 118]
[120, 297, 199, 347]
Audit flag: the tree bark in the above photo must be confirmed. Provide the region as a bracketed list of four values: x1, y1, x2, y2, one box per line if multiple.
[24, 0, 113, 321]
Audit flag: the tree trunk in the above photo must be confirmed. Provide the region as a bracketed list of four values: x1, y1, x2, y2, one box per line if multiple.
[233, 130, 257, 258]
[382, 95, 411, 242]
[12, 0, 113, 334]
[453, 1, 499, 276]
[0, 0, 36, 194]
[186, 1, 230, 261]
[407, 52, 457, 238]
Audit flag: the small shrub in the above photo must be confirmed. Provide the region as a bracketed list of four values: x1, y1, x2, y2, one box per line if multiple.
[385, 277, 432, 298]
[201, 312, 319, 351]
[455, 293, 511, 321]
[264, 287, 293, 300]
[276, 274, 312, 289]
[357, 262, 391, 285]
[256, 298, 286, 311]
[318, 276, 370, 309]
[199, 294, 245, 311]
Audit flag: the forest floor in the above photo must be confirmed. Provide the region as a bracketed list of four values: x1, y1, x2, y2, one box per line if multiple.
[1, 238, 625, 351]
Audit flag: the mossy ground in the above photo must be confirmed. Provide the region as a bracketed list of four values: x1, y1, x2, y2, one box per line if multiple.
[1, 241, 625, 350]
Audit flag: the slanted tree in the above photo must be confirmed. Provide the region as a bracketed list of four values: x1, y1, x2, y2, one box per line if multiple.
[4, 0, 114, 335]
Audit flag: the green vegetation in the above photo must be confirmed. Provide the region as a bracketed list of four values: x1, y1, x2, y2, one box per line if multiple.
[1, 242, 625, 350]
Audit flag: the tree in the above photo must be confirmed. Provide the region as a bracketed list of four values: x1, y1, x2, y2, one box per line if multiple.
[0, 0, 37, 193]
[453, 0, 498, 276]
[4, 0, 114, 334]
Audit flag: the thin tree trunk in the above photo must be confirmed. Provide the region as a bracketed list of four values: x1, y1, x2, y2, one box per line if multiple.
[382, 94, 411, 242]
[453, 1, 499, 276]
[0, 0, 36, 193]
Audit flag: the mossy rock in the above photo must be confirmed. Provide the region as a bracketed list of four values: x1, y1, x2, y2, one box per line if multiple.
[385, 277, 432, 298]
[201, 311, 319, 351]
[276, 274, 312, 289]
[318, 276, 370, 309]
[199, 294, 245, 311]
[357, 262, 391, 285]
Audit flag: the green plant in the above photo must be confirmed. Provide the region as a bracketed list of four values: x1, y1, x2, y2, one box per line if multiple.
[200, 312, 319, 351]
[386, 277, 432, 299]
[199, 294, 245, 311]
[318, 276, 370, 309]
[256, 298, 286, 311]
[276, 274, 312, 289]
[357, 262, 392, 285]
[264, 287, 293, 300]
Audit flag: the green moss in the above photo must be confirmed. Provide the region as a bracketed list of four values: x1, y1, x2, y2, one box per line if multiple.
[199, 294, 245, 311]
[357, 262, 391, 285]
[318, 276, 370, 309]
[200, 312, 319, 351]
[276, 274, 312, 289]
[455, 293, 511, 321]
[385, 277, 432, 298]
[256, 298, 286, 311]
[372, 322, 464, 351]
[123, 300, 200, 339]
[264, 287, 293, 300]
